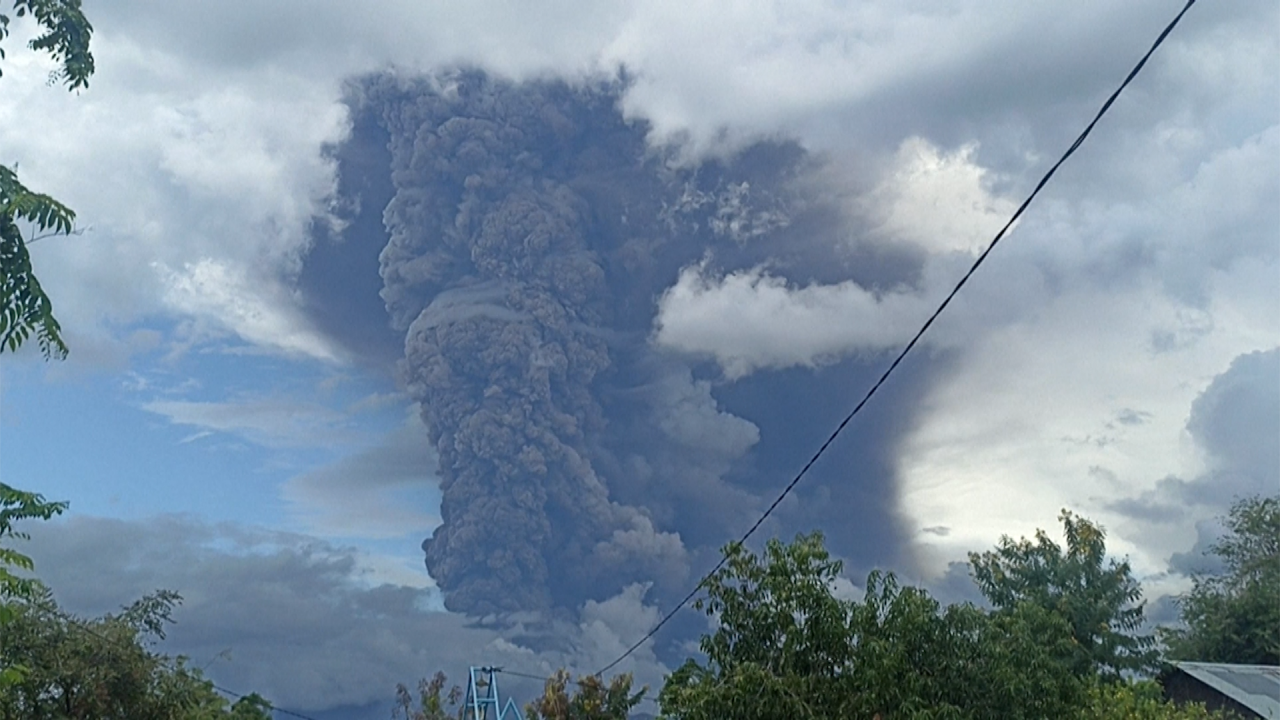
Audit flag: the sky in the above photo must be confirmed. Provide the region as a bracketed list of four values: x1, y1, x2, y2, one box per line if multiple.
[0, 1, 1277, 717]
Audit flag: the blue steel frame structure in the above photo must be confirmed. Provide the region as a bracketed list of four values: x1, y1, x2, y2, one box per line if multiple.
[463, 666, 523, 719]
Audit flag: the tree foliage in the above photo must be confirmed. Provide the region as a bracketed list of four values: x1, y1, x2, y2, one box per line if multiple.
[1161, 495, 1280, 665]
[0, 482, 66, 603]
[0, 482, 66, 687]
[1, 485, 271, 719]
[0, 0, 94, 359]
[1079, 681, 1219, 720]
[658, 533, 861, 719]
[0, 0, 94, 89]
[658, 533, 1091, 719]
[524, 670, 644, 720]
[0, 586, 272, 719]
[0, 170, 73, 358]
[394, 516, 1246, 718]
[838, 573, 1087, 719]
[394, 669, 643, 720]
[969, 510, 1158, 679]
[393, 672, 463, 720]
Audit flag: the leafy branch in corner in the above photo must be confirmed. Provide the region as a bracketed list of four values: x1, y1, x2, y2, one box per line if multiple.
[0, 0, 94, 89]
[0, 0, 94, 360]
[0, 167, 74, 358]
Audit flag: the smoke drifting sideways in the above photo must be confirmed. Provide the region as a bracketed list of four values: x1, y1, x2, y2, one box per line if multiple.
[301, 69, 933, 624]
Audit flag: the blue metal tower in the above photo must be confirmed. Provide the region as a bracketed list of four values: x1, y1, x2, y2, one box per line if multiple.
[462, 666, 522, 720]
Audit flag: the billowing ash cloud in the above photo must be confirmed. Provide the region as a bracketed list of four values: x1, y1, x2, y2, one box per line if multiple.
[299, 69, 928, 622]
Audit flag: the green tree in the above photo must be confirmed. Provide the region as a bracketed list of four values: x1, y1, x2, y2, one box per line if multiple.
[524, 670, 644, 720]
[969, 510, 1158, 680]
[838, 572, 1086, 719]
[0, 0, 95, 359]
[1079, 681, 1219, 720]
[223, 694, 274, 720]
[393, 672, 463, 720]
[0, 586, 271, 719]
[395, 669, 642, 720]
[658, 533, 859, 719]
[658, 533, 1087, 720]
[0, 483, 66, 688]
[1161, 495, 1280, 665]
[0, 483, 65, 602]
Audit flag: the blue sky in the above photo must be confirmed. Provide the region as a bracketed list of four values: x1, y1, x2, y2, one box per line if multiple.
[1, 325, 443, 592]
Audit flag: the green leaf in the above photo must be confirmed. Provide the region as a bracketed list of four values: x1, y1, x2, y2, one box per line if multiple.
[0, 165, 72, 359]
[1, 0, 95, 89]
[0, 0, 94, 359]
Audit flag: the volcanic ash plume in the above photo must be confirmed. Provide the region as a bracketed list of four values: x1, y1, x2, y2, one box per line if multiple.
[350, 70, 807, 615]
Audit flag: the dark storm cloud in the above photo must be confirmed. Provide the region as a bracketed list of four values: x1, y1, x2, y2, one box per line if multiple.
[297, 96, 404, 369]
[706, 350, 945, 580]
[1184, 348, 1280, 491]
[1145, 593, 1182, 627]
[1106, 493, 1187, 525]
[926, 560, 988, 610]
[22, 515, 674, 718]
[1110, 347, 1279, 569]
[282, 412, 440, 539]
[826, 1, 1277, 191]
[20, 516, 511, 718]
[299, 69, 937, 621]
[1162, 348, 1278, 511]
[1167, 516, 1229, 578]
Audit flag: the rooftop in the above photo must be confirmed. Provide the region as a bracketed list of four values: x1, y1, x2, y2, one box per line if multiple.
[1172, 662, 1280, 719]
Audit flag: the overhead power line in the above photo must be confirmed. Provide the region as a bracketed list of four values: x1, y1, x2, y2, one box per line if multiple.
[211, 683, 321, 720]
[594, 0, 1200, 678]
[495, 667, 557, 682]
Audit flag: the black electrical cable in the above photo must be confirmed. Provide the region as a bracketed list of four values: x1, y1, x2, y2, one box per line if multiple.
[211, 683, 322, 720]
[494, 667, 556, 682]
[594, 0, 1199, 678]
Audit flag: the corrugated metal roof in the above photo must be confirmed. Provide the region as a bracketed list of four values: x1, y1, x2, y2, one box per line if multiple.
[1174, 662, 1280, 719]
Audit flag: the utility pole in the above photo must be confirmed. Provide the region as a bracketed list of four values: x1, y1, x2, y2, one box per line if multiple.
[462, 666, 522, 719]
